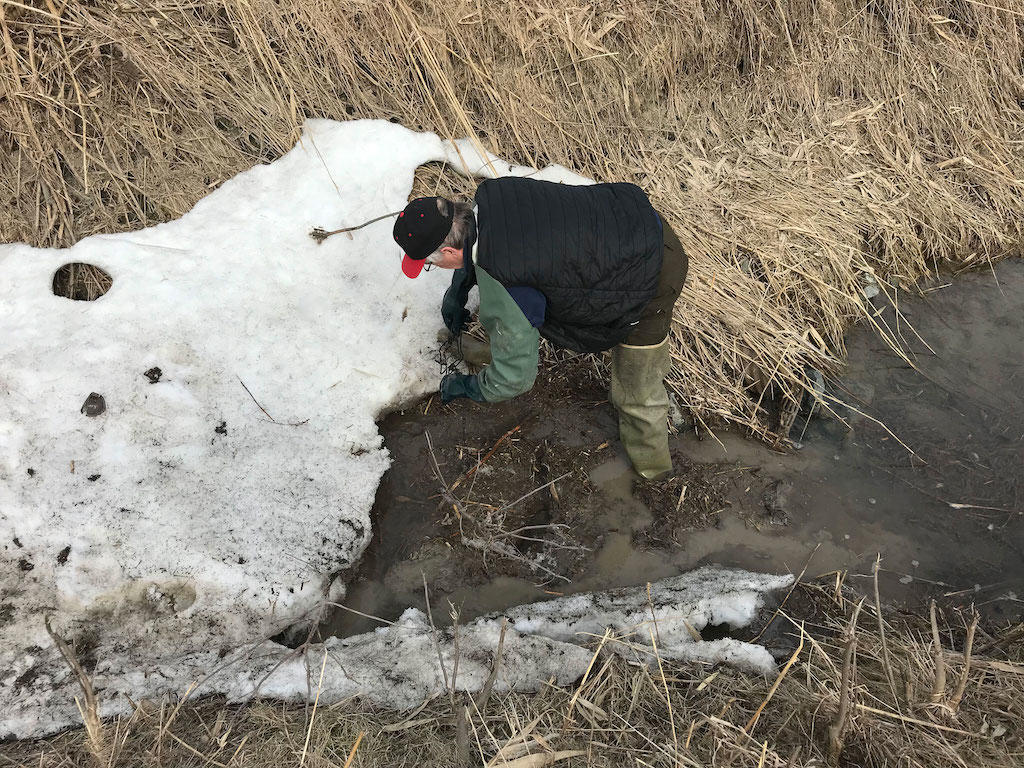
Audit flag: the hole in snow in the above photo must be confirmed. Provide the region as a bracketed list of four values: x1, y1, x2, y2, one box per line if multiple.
[52, 263, 112, 301]
[700, 622, 736, 641]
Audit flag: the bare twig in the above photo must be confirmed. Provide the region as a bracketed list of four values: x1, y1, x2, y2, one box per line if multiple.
[310, 210, 403, 243]
[450, 424, 521, 491]
[238, 378, 308, 426]
[751, 543, 819, 642]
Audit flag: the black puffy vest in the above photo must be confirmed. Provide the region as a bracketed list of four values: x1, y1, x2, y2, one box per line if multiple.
[474, 177, 663, 353]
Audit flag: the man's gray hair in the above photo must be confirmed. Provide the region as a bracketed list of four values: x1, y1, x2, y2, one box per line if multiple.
[425, 198, 474, 263]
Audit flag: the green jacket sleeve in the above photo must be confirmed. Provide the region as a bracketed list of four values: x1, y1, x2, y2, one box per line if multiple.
[474, 265, 539, 402]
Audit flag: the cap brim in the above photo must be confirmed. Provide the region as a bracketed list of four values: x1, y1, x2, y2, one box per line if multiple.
[401, 254, 426, 279]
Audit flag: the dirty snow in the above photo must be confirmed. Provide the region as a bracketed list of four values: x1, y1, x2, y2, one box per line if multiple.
[2, 567, 789, 737]
[503, 567, 794, 672]
[0, 118, 601, 738]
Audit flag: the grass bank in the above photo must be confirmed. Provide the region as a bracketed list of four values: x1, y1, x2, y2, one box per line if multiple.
[2, 0, 1023, 432]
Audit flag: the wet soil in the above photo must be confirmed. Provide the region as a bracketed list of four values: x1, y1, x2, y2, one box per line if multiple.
[323, 261, 1024, 639]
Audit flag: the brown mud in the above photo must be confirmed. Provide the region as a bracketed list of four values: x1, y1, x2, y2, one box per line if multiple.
[323, 261, 1024, 639]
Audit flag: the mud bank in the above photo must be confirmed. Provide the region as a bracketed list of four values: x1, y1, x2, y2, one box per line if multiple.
[324, 260, 1024, 640]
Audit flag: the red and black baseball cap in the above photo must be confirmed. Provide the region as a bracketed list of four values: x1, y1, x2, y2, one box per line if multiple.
[392, 197, 453, 278]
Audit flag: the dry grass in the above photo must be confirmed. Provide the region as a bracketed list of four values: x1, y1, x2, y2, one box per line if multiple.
[4, 581, 1021, 768]
[2, 0, 1023, 433]
[50, 262, 112, 301]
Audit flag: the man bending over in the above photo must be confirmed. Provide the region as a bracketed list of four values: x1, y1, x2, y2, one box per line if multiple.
[393, 177, 687, 480]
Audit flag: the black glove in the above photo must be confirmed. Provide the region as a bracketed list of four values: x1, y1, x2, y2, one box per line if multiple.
[441, 265, 475, 337]
[440, 373, 485, 404]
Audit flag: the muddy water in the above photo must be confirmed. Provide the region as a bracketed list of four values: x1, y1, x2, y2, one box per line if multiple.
[323, 261, 1024, 638]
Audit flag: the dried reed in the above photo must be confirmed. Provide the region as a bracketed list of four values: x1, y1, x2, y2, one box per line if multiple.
[3, 0, 1022, 432]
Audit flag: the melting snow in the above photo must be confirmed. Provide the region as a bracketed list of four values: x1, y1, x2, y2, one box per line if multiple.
[1, 119, 787, 738]
[2, 567, 790, 738]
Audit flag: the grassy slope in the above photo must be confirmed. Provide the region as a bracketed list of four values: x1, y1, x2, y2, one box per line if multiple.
[2, 0, 1022, 431]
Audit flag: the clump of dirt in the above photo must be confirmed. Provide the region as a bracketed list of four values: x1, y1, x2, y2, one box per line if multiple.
[631, 455, 734, 546]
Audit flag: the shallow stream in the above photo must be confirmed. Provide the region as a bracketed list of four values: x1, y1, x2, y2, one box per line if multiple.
[324, 260, 1024, 639]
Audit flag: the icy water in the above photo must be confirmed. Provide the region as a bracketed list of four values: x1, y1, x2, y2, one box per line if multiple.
[324, 260, 1024, 638]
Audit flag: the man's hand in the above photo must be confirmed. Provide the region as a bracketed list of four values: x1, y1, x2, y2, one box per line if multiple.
[440, 373, 485, 404]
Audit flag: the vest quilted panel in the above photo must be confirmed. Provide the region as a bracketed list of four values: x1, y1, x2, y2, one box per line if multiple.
[475, 177, 663, 353]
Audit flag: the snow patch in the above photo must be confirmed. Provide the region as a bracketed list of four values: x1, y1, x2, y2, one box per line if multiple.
[0, 118, 598, 739]
[503, 567, 793, 673]
[2, 567, 789, 737]
[0, 118, 787, 739]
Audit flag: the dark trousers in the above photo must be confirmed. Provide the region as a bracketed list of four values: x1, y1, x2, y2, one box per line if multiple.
[626, 218, 688, 347]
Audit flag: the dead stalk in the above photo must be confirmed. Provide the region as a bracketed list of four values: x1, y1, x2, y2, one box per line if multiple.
[873, 555, 900, 709]
[421, 573, 452, 696]
[744, 624, 805, 735]
[948, 610, 978, 714]
[929, 601, 947, 706]
[827, 598, 863, 766]
[474, 619, 508, 712]
[45, 617, 106, 766]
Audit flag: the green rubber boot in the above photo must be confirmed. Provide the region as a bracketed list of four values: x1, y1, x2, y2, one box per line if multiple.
[610, 338, 673, 480]
[459, 334, 492, 367]
[436, 329, 492, 367]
